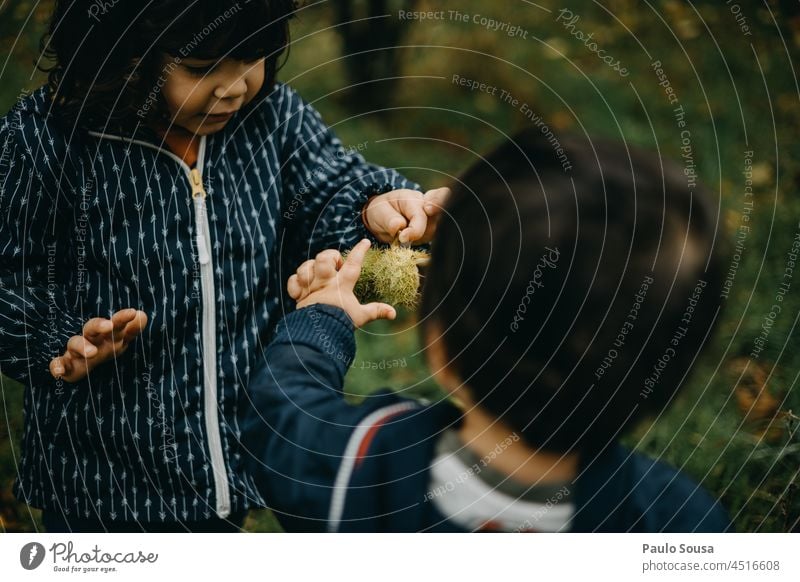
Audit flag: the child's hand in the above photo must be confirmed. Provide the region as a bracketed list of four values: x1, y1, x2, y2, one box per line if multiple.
[288, 239, 397, 327]
[49, 308, 149, 383]
[363, 187, 450, 244]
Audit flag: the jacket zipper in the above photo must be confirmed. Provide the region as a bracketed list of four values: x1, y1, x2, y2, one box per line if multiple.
[87, 131, 231, 518]
[188, 162, 232, 519]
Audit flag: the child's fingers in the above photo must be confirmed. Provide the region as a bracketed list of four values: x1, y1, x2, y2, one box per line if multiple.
[315, 249, 343, 268]
[50, 355, 71, 379]
[357, 302, 397, 326]
[82, 317, 114, 342]
[111, 308, 138, 333]
[67, 335, 99, 359]
[52, 352, 89, 383]
[377, 208, 407, 238]
[370, 198, 408, 238]
[423, 187, 451, 215]
[339, 239, 371, 285]
[295, 260, 315, 290]
[398, 196, 427, 244]
[121, 311, 148, 343]
[387, 216, 407, 240]
[314, 249, 342, 279]
[409, 187, 451, 245]
[287, 274, 302, 300]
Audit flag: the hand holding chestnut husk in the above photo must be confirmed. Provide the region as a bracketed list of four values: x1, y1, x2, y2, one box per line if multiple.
[287, 240, 430, 327]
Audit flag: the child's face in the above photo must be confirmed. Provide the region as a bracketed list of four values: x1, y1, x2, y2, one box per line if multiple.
[161, 56, 265, 135]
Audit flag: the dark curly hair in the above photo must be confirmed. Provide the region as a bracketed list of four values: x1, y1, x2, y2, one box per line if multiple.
[40, 0, 297, 133]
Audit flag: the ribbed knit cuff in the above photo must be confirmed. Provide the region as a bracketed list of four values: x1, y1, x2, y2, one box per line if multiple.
[355, 182, 398, 247]
[275, 304, 357, 378]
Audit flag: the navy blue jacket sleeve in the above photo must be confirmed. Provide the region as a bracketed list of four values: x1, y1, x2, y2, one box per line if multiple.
[0, 106, 86, 387]
[274, 83, 421, 268]
[242, 303, 408, 531]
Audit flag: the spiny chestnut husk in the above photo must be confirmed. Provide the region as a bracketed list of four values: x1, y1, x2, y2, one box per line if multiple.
[345, 244, 430, 308]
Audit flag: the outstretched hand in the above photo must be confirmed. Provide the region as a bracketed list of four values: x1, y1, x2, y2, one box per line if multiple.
[49, 308, 148, 383]
[288, 239, 397, 327]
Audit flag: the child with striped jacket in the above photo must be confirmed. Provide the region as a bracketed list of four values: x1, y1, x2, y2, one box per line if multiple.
[0, 0, 447, 532]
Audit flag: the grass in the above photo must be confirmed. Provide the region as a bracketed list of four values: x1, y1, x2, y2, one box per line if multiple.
[1, 0, 799, 532]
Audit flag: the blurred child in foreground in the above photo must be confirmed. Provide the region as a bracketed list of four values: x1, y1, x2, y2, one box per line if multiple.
[243, 128, 729, 532]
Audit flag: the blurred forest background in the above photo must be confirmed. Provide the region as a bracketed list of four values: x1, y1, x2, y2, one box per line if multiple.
[1, 0, 799, 532]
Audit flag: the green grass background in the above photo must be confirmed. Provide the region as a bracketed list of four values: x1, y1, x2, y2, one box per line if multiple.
[1, 0, 798, 532]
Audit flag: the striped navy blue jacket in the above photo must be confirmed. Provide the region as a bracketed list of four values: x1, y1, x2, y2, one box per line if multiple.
[0, 83, 417, 523]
